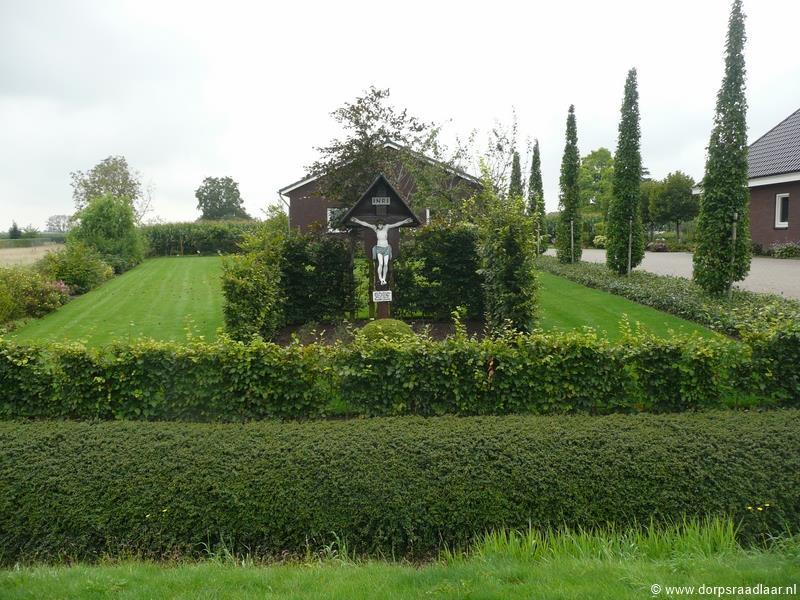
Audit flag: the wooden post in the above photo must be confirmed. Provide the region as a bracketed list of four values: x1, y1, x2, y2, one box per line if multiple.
[627, 216, 633, 276]
[368, 258, 375, 319]
[728, 211, 738, 299]
[570, 219, 574, 263]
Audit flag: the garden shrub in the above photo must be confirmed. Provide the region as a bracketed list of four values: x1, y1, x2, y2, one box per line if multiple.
[36, 241, 113, 294]
[281, 233, 353, 326]
[479, 195, 538, 332]
[0, 411, 797, 562]
[0, 267, 68, 323]
[357, 319, 415, 343]
[592, 235, 607, 249]
[142, 220, 260, 256]
[69, 194, 145, 272]
[393, 222, 483, 319]
[222, 253, 283, 340]
[770, 241, 800, 259]
[221, 217, 354, 339]
[743, 320, 800, 405]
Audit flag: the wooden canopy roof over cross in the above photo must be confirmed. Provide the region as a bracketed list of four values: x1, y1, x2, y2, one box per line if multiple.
[338, 173, 422, 228]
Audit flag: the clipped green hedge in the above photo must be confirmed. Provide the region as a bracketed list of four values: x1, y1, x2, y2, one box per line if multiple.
[141, 221, 260, 256]
[1, 412, 798, 562]
[0, 338, 330, 421]
[2, 326, 792, 421]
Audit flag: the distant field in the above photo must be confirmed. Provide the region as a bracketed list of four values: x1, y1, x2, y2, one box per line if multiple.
[12, 257, 223, 346]
[0, 244, 63, 266]
[10, 256, 717, 346]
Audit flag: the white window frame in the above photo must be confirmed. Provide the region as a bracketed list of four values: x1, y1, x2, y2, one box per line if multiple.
[327, 207, 346, 233]
[775, 193, 789, 229]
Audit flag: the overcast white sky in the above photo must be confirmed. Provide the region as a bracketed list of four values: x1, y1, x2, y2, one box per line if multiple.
[1, 0, 799, 231]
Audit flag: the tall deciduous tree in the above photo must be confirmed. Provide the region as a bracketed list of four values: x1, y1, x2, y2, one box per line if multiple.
[556, 105, 581, 263]
[46, 215, 72, 233]
[8, 222, 21, 239]
[606, 68, 645, 275]
[693, 0, 750, 295]
[508, 151, 523, 198]
[528, 139, 546, 248]
[307, 87, 473, 215]
[577, 148, 614, 216]
[640, 178, 663, 241]
[651, 171, 698, 240]
[70, 156, 151, 224]
[195, 176, 251, 220]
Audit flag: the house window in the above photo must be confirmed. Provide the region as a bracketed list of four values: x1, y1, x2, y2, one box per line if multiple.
[775, 193, 789, 229]
[327, 207, 347, 233]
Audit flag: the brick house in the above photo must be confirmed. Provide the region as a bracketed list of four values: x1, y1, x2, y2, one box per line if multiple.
[277, 142, 480, 238]
[747, 107, 800, 249]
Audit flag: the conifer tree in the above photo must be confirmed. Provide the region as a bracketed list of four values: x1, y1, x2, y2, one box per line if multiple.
[556, 106, 581, 263]
[693, 0, 750, 295]
[508, 151, 523, 198]
[606, 68, 645, 274]
[528, 140, 546, 251]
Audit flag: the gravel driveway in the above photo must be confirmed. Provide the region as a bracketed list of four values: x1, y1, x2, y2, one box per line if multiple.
[546, 248, 800, 300]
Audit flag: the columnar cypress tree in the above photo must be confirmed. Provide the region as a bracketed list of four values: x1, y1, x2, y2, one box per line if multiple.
[606, 68, 645, 275]
[556, 105, 581, 263]
[508, 151, 523, 198]
[528, 139, 545, 225]
[693, 0, 750, 295]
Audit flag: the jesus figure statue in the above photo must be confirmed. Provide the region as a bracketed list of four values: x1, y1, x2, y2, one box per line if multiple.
[350, 217, 413, 286]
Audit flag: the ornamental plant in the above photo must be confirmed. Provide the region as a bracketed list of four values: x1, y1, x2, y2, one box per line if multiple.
[693, 0, 751, 295]
[606, 68, 645, 275]
[556, 105, 581, 263]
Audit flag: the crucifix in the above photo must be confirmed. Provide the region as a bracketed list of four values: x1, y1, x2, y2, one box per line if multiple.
[339, 174, 421, 318]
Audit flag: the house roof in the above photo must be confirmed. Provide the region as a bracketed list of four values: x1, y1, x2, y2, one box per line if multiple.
[277, 141, 480, 195]
[748, 107, 800, 179]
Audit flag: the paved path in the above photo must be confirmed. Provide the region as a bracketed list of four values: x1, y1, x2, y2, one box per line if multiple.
[545, 248, 800, 300]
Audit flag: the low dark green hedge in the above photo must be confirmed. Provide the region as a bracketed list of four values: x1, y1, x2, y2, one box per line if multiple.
[2, 327, 794, 421]
[1, 412, 798, 562]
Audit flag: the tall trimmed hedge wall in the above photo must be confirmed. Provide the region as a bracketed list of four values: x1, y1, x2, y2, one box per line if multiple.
[1, 327, 795, 421]
[1, 412, 798, 562]
[141, 221, 260, 256]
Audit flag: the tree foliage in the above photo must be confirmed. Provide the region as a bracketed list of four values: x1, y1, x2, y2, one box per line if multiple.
[606, 69, 645, 275]
[693, 0, 750, 295]
[307, 87, 474, 216]
[528, 139, 545, 226]
[477, 167, 538, 332]
[556, 106, 581, 263]
[195, 176, 250, 220]
[508, 151, 523, 198]
[69, 194, 145, 273]
[578, 147, 614, 216]
[70, 156, 150, 224]
[7, 222, 21, 240]
[639, 179, 664, 240]
[45, 215, 72, 233]
[650, 171, 698, 239]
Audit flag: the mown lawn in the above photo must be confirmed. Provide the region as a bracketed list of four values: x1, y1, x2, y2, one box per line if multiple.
[11, 256, 717, 346]
[12, 257, 223, 346]
[537, 271, 717, 340]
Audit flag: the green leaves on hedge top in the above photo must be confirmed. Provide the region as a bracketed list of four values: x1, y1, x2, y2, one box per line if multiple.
[1, 411, 798, 562]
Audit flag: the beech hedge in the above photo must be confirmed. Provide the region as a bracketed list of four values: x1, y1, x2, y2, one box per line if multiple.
[1, 327, 795, 421]
[141, 221, 260, 256]
[1, 412, 798, 562]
